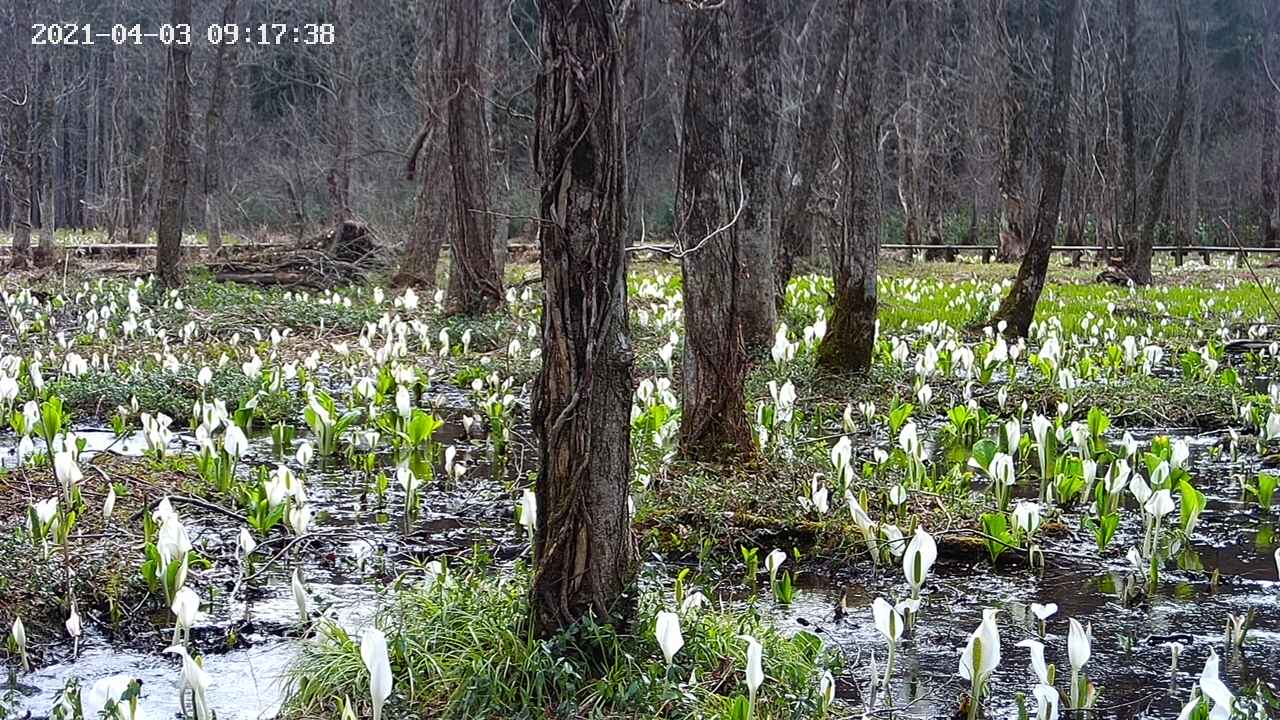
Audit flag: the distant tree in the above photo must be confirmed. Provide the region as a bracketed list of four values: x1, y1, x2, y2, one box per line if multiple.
[990, 0, 1080, 335]
[676, 2, 755, 461]
[155, 0, 193, 288]
[733, 0, 781, 354]
[444, 0, 504, 315]
[529, 0, 634, 636]
[775, 0, 849, 310]
[1119, 1, 1189, 285]
[817, 0, 885, 373]
[996, 0, 1030, 263]
[327, 0, 355, 232]
[5, 0, 34, 270]
[203, 0, 238, 258]
[397, 0, 449, 289]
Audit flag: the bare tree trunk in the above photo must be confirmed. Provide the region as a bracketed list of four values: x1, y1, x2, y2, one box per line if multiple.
[204, 0, 237, 258]
[1119, 0, 1138, 243]
[1187, 22, 1204, 256]
[996, 0, 1029, 262]
[155, 0, 193, 288]
[733, 0, 780, 355]
[396, 0, 448, 289]
[677, 4, 754, 461]
[327, 0, 355, 230]
[445, 0, 504, 315]
[6, 0, 33, 269]
[775, 0, 849, 310]
[991, 0, 1080, 337]
[125, 114, 149, 246]
[38, 168, 54, 265]
[1121, 2, 1189, 286]
[817, 0, 885, 373]
[529, 0, 635, 638]
[33, 57, 56, 267]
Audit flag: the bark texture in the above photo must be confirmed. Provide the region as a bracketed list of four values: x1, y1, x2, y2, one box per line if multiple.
[530, 0, 635, 637]
[996, 0, 1029, 262]
[991, 0, 1080, 337]
[1121, 2, 1189, 285]
[7, 0, 33, 269]
[733, 0, 780, 354]
[677, 4, 755, 461]
[775, 1, 850, 310]
[445, 0, 504, 315]
[396, 0, 449, 289]
[817, 0, 884, 373]
[155, 0, 193, 288]
[203, 0, 237, 258]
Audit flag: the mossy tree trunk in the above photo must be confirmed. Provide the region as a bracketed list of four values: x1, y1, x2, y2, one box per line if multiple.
[677, 4, 755, 461]
[529, 0, 635, 637]
[817, 0, 884, 374]
[991, 0, 1080, 336]
[155, 0, 192, 288]
[445, 0, 504, 315]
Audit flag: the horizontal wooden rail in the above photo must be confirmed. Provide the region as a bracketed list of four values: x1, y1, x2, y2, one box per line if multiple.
[0, 241, 288, 255]
[878, 243, 1280, 254]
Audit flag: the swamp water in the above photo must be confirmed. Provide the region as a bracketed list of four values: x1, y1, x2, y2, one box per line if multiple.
[5, 424, 1278, 719]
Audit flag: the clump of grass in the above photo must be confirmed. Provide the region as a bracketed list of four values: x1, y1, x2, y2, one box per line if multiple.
[285, 560, 839, 720]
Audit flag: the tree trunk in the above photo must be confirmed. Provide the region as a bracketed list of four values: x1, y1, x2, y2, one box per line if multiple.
[991, 0, 1079, 337]
[125, 114, 149, 246]
[996, 0, 1029, 262]
[204, 0, 237, 258]
[328, 0, 355, 231]
[155, 0, 193, 288]
[529, 0, 635, 637]
[1121, 2, 1189, 285]
[775, 1, 850, 311]
[1119, 0, 1138, 243]
[817, 0, 884, 373]
[5, 0, 33, 269]
[733, 0, 780, 355]
[1187, 22, 1204, 256]
[1262, 93, 1279, 248]
[445, 0, 504, 316]
[396, 0, 449, 289]
[677, 4, 755, 461]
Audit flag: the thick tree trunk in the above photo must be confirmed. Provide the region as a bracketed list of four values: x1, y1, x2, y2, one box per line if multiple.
[1121, 3, 1188, 286]
[733, 0, 780, 355]
[445, 0, 504, 315]
[204, 0, 237, 258]
[775, 1, 850, 311]
[677, 5, 754, 461]
[818, 0, 884, 373]
[991, 0, 1079, 337]
[529, 0, 634, 637]
[155, 0, 193, 288]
